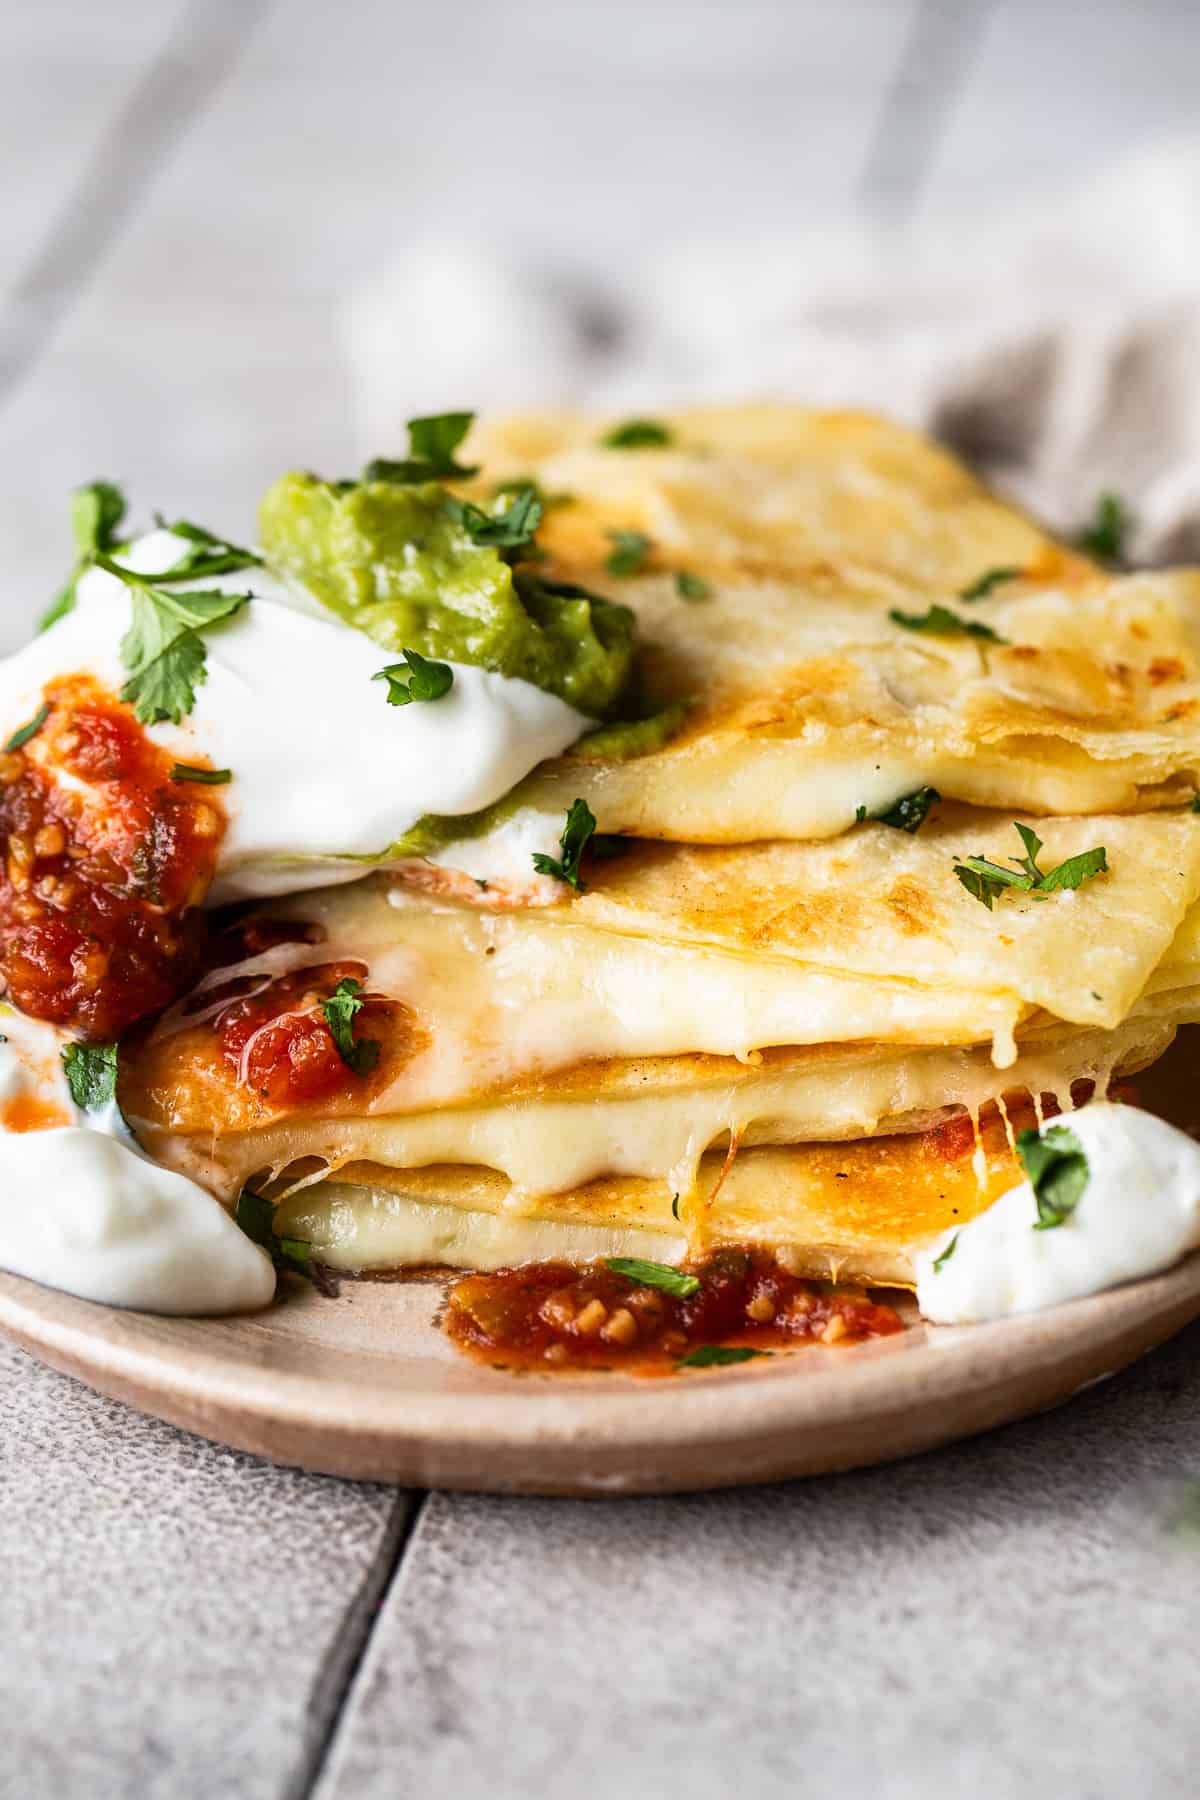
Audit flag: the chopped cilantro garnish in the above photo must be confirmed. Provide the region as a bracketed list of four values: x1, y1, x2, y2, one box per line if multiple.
[600, 419, 672, 450]
[61, 1041, 118, 1112]
[890, 604, 1005, 643]
[932, 1232, 960, 1274]
[169, 763, 232, 785]
[671, 1193, 682, 1220]
[493, 477, 573, 510]
[3, 703, 50, 755]
[149, 515, 262, 581]
[1076, 491, 1129, 563]
[606, 529, 653, 578]
[321, 977, 381, 1077]
[365, 411, 479, 484]
[865, 786, 941, 834]
[1017, 1123, 1089, 1230]
[99, 558, 251, 725]
[959, 566, 1021, 601]
[954, 822, 1107, 910]
[235, 1188, 311, 1269]
[41, 479, 127, 631]
[373, 647, 454, 707]
[444, 484, 543, 554]
[532, 797, 597, 891]
[677, 1345, 772, 1369]
[675, 570, 711, 602]
[605, 1257, 700, 1298]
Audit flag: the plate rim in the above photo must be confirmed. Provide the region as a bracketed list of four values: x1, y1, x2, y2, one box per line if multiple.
[3, 1253, 1199, 1495]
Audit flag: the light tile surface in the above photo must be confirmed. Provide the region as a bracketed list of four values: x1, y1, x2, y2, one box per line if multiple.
[0, 1343, 410, 1800]
[317, 1323, 1200, 1800]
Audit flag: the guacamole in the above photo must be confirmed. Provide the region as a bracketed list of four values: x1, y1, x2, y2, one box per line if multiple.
[259, 472, 636, 717]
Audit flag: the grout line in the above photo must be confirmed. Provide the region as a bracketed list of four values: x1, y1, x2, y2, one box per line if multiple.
[857, 0, 993, 222]
[288, 1488, 429, 1800]
[0, 0, 271, 410]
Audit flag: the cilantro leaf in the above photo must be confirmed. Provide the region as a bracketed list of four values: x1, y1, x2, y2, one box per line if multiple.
[675, 570, 711, 602]
[61, 1041, 118, 1112]
[1017, 1123, 1089, 1230]
[408, 411, 478, 476]
[870, 786, 941, 834]
[932, 1232, 959, 1274]
[890, 604, 1005, 643]
[1076, 491, 1129, 563]
[1035, 846, 1109, 892]
[110, 566, 250, 724]
[606, 529, 653, 577]
[150, 514, 263, 581]
[321, 977, 381, 1077]
[4, 703, 50, 755]
[605, 1257, 700, 1298]
[365, 412, 479, 484]
[493, 477, 574, 510]
[677, 1345, 772, 1369]
[444, 485, 543, 554]
[373, 647, 454, 707]
[234, 1188, 311, 1269]
[41, 479, 127, 632]
[170, 763, 232, 785]
[73, 481, 127, 559]
[954, 823, 1108, 910]
[532, 797, 597, 891]
[960, 566, 1021, 601]
[600, 419, 673, 450]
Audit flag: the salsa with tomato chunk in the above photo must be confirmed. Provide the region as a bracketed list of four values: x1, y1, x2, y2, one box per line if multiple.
[0, 677, 223, 1039]
[445, 1248, 906, 1375]
[214, 960, 392, 1106]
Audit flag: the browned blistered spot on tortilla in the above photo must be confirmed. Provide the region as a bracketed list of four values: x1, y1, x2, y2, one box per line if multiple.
[1148, 657, 1187, 685]
[884, 875, 934, 935]
[1164, 700, 1196, 721]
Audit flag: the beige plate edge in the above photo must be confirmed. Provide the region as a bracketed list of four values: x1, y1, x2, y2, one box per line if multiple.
[2, 1253, 1199, 1496]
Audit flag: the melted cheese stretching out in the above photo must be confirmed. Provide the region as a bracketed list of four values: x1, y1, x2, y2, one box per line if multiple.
[0, 532, 587, 903]
[915, 1103, 1200, 1322]
[0, 1012, 273, 1314]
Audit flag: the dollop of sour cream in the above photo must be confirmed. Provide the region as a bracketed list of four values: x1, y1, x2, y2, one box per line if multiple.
[0, 531, 588, 901]
[915, 1102, 1200, 1323]
[0, 1010, 274, 1315]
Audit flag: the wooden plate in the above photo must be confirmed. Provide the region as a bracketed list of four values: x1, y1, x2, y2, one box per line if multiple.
[2, 1033, 1199, 1497]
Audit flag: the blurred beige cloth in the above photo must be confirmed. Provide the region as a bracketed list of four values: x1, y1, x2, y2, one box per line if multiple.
[343, 138, 1200, 561]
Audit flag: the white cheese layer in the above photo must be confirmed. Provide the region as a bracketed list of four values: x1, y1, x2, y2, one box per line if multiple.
[0, 1011, 274, 1315]
[915, 1102, 1200, 1323]
[0, 531, 587, 902]
[275, 1181, 686, 1274]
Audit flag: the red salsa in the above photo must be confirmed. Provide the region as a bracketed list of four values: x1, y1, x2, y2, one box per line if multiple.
[445, 1247, 906, 1375]
[214, 959, 393, 1106]
[0, 677, 223, 1038]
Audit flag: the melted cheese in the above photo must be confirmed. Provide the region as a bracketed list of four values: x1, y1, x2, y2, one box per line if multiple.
[134, 1013, 1181, 1206]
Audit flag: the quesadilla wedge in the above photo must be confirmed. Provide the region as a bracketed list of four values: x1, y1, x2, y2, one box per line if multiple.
[357, 407, 1200, 846]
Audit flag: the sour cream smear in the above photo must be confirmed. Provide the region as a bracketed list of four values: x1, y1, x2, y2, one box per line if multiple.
[916, 1102, 1200, 1323]
[0, 531, 588, 901]
[0, 1009, 274, 1314]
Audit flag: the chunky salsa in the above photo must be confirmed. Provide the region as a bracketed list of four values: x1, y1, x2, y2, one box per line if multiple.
[0, 677, 222, 1039]
[445, 1247, 906, 1375]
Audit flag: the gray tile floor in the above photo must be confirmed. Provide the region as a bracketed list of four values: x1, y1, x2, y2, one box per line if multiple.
[2, 4, 1199, 1794]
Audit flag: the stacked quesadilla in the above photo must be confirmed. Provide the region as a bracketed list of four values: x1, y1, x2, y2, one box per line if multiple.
[121, 410, 1200, 1290]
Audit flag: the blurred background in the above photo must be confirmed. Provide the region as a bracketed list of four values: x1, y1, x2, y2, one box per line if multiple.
[3, 0, 1200, 645]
